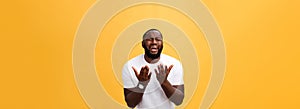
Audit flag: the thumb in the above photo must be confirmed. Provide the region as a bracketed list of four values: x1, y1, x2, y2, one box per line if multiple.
[148, 72, 152, 79]
[132, 66, 139, 78]
[167, 65, 174, 76]
[168, 65, 174, 72]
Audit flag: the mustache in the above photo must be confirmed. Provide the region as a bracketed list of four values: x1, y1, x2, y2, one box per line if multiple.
[143, 44, 163, 59]
[149, 44, 157, 46]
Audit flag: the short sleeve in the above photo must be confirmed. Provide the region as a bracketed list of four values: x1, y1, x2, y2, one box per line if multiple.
[122, 63, 136, 88]
[167, 62, 184, 85]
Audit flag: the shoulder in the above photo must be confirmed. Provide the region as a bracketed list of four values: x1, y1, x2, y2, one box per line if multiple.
[160, 54, 181, 65]
[122, 55, 143, 75]
[127, 54, 143, 64]
[123, 54, 144, 68]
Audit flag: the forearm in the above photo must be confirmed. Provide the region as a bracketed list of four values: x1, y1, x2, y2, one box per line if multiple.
[124, 87, 145, 108]
[161, 81, 184, 105]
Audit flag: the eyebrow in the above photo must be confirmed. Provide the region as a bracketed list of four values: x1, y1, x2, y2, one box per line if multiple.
[143, 36, 162, 40]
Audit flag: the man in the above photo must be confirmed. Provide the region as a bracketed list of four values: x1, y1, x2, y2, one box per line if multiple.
[122, 29, 184, 109]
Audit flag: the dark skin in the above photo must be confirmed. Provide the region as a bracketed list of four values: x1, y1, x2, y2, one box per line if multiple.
[124, 66, 151, 108]
[123, 30, 184, 108]
[155, 64, 184, 105]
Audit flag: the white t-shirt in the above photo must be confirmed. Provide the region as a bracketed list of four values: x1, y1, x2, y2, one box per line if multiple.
[122, 54, 184, 109]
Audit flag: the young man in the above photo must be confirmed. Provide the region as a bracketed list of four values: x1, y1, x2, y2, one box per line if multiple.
[122, 29, 184, 109]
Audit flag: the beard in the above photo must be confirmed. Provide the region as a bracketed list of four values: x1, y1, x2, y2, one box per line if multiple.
[143, 44, 163, 59]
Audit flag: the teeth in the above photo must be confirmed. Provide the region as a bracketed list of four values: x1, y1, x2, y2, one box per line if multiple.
[150, 48, 158, 51]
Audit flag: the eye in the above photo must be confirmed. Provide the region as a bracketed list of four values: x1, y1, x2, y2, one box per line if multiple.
[155, 38, 162, 41]
[145, 39, 152, 41]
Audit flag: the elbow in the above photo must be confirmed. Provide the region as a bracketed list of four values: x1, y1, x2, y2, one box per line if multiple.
[173, 94, 184, 106]
[174, 102, 183, 106]
[125, 98, 136, 108]
[126, 104, 136, 108]
[173, 99, 183, 106]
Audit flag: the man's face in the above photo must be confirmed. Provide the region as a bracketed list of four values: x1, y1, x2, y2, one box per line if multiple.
[142, 31, 163, 59]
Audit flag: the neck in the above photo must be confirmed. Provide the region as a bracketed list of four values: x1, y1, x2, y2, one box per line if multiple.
[144, 54, 160, 64]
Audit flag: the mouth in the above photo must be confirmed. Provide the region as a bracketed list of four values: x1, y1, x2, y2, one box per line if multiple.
[149, 46, 158, 53]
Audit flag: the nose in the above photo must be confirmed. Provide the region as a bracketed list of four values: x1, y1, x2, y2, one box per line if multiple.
[149, 38, 159, 44]
[152, 39, 157, 44]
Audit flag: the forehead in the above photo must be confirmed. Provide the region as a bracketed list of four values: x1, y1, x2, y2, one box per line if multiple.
[143, 31, 162, 40]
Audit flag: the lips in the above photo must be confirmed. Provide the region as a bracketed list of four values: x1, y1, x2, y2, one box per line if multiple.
[150, 48, 158, 52]
[150, 46, 158, 53]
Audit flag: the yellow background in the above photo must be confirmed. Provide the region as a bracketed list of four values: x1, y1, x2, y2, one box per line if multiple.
[1, 0, 299, 109]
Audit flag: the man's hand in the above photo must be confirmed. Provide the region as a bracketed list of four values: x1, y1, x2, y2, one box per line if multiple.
[155, 64, 184, 105]
[124, 66, 151, 108]
[155, 64, 174, 84]
[132, 66, 152, 85]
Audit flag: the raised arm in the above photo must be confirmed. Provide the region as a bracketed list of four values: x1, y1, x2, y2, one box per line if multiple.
[155, 64, 184, 105]
[124, 66, 151, 108]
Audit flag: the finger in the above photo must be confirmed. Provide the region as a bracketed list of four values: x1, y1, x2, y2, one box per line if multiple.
[166, 65, 174, 76]
[165, 65, 168, 74]
[162, 64, 166, 74]
[132, 66, 139, 78]
[157, 65, 161, 73]
[155, 69, 159, 75]
[148, 72, 152, 79]
[167, 65, 174, 75]
[159, 64, 165, 75]
[159, 64, 164, 73]
[145, 65, 149, 71]
[144, 66, 149, 77]
[144, 66, 149, 75]
[140, 66, 146, 77]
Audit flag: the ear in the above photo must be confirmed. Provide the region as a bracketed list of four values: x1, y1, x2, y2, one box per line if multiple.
[142, 41, 146, 48]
